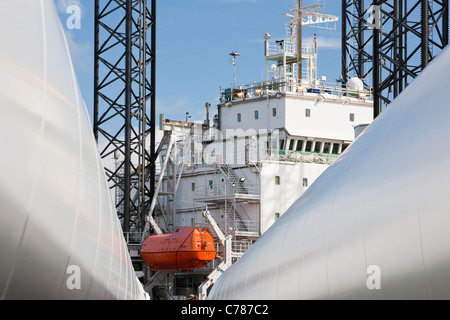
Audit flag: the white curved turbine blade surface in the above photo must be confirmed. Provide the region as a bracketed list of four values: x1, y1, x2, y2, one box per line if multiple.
[0, 0, 146, 299]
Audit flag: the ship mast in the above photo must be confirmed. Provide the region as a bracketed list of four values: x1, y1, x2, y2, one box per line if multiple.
[264, 2, 337, 85]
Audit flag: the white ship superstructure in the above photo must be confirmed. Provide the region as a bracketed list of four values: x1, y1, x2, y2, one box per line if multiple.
[142, 3, 374, 299]
[209, 39, 450, 302]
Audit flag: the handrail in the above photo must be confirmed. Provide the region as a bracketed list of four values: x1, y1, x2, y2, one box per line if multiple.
[202, 149, 340, 166]
[123, 232, 144, 244]
[266, 148, 340, 165]
[221, 77, 373, 102]
[267, 43, 315, 56]
[194, 183, 260, 198]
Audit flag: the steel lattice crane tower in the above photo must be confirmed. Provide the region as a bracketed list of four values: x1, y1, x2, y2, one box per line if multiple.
[342, 0, 449, 118]
[94, 0, 156, 234]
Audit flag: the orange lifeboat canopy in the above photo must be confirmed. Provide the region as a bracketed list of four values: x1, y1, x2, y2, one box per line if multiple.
[140, 227, 216, 271]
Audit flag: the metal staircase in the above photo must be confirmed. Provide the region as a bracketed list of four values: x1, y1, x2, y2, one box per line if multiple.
[218, 201, 248, 233]
[217, 164, 247, 194]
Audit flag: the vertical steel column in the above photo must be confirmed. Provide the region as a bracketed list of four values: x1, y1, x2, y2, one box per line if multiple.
[341, 0, 372, 85]
[94, 0, 99, 143]
[393, 0, 399, 98]
[297, 0, 302, 83]
[150, 0, 156, 208]
[422, 0, 429, 69]
[94, 0, 156, 233]
[444, 0, 449, 46]
[123, 0, 132, 232]
[373, 0, 381, 119]
[358, 0, 365, 78]
[341, 0, 347, 84]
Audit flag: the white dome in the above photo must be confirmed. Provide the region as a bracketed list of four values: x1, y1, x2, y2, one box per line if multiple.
[347, 77, 364, 91]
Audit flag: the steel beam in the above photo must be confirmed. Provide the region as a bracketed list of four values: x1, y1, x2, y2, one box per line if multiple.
[343, 0, 449, 117]
[94, 0, 156, 233]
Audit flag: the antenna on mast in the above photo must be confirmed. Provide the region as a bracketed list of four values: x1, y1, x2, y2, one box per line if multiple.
[229, 51, 240, 88]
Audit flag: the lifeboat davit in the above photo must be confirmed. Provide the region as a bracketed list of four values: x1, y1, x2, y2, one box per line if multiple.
[140, 227, 216, 270]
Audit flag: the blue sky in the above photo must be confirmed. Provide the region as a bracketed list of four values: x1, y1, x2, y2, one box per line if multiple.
[57, 0, 343, 126]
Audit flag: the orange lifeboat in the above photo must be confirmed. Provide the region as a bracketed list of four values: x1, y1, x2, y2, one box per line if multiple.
[140, 227, 216, 270]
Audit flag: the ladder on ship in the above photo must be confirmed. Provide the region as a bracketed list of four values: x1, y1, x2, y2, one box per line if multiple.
[217, 164, 247, 194]
[218, 201, 249, 233]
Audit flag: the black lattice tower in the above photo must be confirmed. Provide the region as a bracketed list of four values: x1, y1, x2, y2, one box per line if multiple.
[342, 0, 373, 83]
[94, 0, 156, 233]
[342, 0, 449, 118]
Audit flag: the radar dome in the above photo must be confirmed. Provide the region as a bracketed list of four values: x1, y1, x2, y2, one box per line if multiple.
[347, 77, 364, 91]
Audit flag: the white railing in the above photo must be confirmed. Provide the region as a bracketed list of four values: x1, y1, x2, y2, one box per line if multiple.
[267, 149, 339, 165]
[267, 43, 314, 56]
[195, 183, 260, 198]
[232, 239, 257, 254]
[228, 219, 259, 234]
[123, 232, 144, 244]
[200, 148, 339, 166]
[221, 77, 373, 102]
[209, 217, 259, 236]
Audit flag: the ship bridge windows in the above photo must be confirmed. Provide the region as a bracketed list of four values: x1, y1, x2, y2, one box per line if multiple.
[332, 143, 340, 154]
[255, 110, 259, 119]
[237, 113, 242, 122]
[296, 140, 304, 151]
[305, 140, 313, 152]
[342, 143, 350, 152]
[273, 108, 277, 117]
[289, 139, 295, 150]
[284, 137, 349, 158]
[314, 141, 322, 153]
